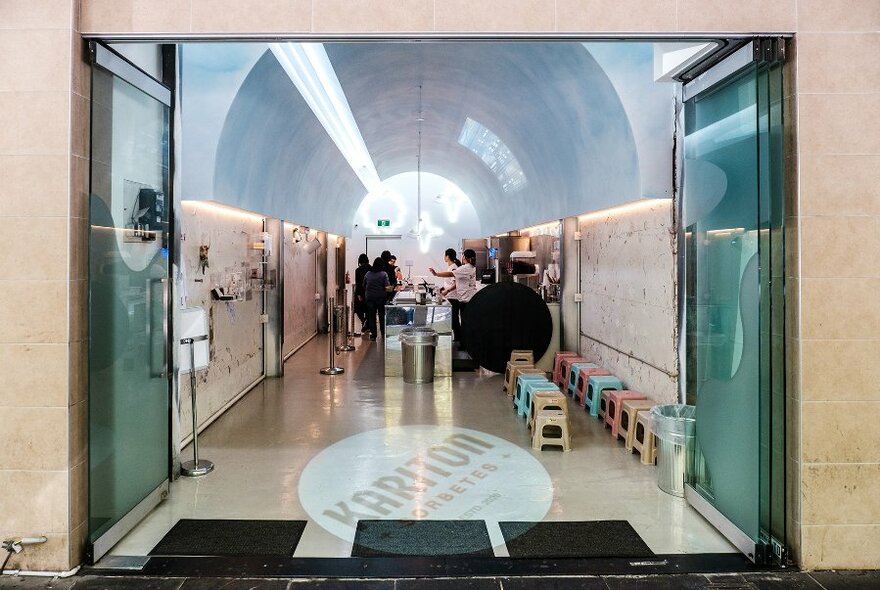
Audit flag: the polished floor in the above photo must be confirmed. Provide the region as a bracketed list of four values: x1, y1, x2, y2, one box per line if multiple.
[108, 335, 736, 559]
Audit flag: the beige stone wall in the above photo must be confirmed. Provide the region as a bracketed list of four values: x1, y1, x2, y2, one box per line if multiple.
[0, 0, 868, 572]
[793, 8, 880, 569]
[0, 0, 86, 572]
[578, 200, 678, 404]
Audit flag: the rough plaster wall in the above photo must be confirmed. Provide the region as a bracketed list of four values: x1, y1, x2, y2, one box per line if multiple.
[283, 224, 318, 357]
[579, 200, 678, 403]
[178, 204, 264, 439]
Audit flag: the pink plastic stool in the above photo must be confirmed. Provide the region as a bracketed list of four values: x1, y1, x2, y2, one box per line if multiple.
[557, 356, 589, 388]
[573, 367, 611, 406]
[604, 390, 647, 438]
[552, 352, 580, 387]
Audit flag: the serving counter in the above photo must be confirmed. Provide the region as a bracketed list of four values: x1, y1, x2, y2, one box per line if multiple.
[384, 301, 453, 377]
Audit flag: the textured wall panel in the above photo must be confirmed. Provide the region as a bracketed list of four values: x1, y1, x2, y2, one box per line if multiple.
[283, 225, 318, 358]
[178, 203, 264, 439]
[579, 200, 677, 402]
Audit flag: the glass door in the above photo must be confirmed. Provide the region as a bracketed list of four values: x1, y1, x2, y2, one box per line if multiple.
[87, 44, 173, 562]
[682, 40, 785, 564]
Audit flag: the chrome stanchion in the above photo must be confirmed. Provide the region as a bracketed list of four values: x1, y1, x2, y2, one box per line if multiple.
[320, 296, 345, 375]
[351, 285, 361, 337]
[337, 291, 355, 352]
[180, 335, 214, 477]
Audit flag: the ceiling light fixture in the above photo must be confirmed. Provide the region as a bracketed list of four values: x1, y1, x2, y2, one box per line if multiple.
[269, 43, 381, 193]
[408, 84, 425, 239]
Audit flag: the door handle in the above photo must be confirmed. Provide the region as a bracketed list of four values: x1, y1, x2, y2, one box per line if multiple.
[147, 277, 170, 379]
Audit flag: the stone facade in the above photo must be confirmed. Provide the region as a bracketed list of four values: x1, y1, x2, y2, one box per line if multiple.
[1, 0, 878, 571]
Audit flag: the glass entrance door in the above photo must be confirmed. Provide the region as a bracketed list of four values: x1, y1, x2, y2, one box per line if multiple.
[88, 44, 173, 562]
[682, 40, 785, 563]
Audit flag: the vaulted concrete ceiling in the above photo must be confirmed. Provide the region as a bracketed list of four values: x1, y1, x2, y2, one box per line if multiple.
[214, 42, 641, 236]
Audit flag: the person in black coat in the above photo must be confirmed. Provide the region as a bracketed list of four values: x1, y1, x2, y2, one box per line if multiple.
[353, 253, 370, 333]
[363, 257, 391, 340]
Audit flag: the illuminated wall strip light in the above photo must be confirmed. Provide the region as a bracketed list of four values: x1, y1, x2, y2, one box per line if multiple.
[519, 220, 563, 234]
[577, 198, 670, 223]
[182, 200, 267, 222]
[269, 43, 381, 193]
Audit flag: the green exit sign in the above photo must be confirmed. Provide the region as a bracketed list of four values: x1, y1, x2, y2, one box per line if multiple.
[377, 219, 391, 227]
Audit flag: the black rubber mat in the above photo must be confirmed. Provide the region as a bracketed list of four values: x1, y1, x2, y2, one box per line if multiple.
[352, 520, 494, 557]
[499, 521, 654, 558]
[149, 519, 307, 557]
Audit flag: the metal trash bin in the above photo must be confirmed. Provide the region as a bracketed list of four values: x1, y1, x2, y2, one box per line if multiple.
[400, 328, 438, 384]
[651, 404, 696, 497]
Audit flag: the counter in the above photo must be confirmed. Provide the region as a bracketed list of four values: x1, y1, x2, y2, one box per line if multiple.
[384, 300, 453, 377]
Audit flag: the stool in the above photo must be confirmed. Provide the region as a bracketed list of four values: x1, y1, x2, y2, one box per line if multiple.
[504, 365, 542, 397]
[604, 390, 648, 438]
[557, 356, 589, 388]
[510, 349, 535, 364]
[598, 390, 611, 421]
[567, 362, 599, 397]
[573, 367, 612, 406]
[530, 390, 569, 431]
[532, 410, 572, 452]
[521, 381, 560, 421]
[503, 360, 533, 394]
[552, 351, 580, 386]
[515, 374, 551, 415]
[621, 399, 655, 450]
[632, 411, 656, 465]
[586, 375, 623, 417]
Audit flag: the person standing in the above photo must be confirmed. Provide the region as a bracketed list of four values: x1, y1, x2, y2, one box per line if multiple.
[363, 257, 390, 341]
[381, 250, 397, 302]
[430, 248, 477, 346]
[353, 253, 370, 334]
[432, 248, 461, 342]
[451, 249, 478, 346]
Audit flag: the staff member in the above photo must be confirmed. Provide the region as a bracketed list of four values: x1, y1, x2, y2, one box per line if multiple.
[434, 248, 461, 342]
[430, 248, 477, 346]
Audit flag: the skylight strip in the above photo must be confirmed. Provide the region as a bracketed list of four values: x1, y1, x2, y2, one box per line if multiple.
[269, 43, 381, 192]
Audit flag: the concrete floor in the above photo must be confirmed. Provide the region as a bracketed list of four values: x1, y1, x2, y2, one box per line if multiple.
[107, 335, 736, 559]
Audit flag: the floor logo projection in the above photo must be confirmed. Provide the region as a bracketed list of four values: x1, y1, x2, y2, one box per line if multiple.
[298, 425, 553, 540]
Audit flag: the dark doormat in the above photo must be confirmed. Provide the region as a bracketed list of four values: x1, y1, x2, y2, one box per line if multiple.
[352, 520, 495, 557]
[499, 520, 654, 558]
[149, 519, 307, 557]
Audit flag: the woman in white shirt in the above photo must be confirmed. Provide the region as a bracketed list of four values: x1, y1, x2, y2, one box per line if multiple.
[436, 248, 461, 341]
[430, 248, 477, 345]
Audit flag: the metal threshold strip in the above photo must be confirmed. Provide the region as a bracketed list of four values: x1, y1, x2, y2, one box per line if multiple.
[86, 552, 777, 579]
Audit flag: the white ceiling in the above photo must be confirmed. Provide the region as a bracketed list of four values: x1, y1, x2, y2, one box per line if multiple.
[212, 42, 652, 236]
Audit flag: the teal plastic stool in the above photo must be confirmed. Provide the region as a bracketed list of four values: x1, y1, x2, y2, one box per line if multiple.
[567, 362, 598, 397]
[521, 380, 559, 420]
[515, 374, 551, 415]
[586, 375, 623, 417]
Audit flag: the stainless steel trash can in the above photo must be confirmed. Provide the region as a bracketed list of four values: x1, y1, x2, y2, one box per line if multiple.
[400, 328, 438, 384]
[651, 404, 696, 497]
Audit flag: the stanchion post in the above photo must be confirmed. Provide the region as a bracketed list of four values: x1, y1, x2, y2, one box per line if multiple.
[351, 285, 361, 336]
[320, 296, 345, 375]
[180, 334, 214, 477]
[337, 290, 355, 352]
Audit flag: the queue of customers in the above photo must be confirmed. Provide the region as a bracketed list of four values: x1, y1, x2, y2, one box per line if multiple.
[353, 247, 477, 344]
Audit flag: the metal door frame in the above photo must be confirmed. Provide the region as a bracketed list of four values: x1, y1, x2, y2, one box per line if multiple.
[86, 41, 175, 563]
[678, 39, 788, 565]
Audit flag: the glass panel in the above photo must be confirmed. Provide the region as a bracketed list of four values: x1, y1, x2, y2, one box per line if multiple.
[684, 67, 762, 543]
[684, 60, 786, 559]
[88, 66, 171, 544]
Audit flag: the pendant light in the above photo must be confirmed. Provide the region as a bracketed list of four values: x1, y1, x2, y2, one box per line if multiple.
[408, 84, 424, 239]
